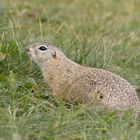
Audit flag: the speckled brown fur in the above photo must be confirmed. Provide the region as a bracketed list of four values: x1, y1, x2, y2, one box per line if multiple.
[27, 42, 140, 116]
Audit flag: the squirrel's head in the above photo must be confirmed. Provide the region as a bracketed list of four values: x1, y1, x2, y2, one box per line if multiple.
[27, 42, 66, 66]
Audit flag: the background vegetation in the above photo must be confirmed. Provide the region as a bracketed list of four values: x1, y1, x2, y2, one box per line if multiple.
[0, 0, 140, 139]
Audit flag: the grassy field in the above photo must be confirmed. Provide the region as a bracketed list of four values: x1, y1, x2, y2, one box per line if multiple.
[0, 0, 140, 139]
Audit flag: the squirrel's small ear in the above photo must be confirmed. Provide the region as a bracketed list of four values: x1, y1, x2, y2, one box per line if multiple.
[52, 51, 57, 59]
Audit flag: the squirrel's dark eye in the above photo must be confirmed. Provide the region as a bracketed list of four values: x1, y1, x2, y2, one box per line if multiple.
[39, 45, 47, 51]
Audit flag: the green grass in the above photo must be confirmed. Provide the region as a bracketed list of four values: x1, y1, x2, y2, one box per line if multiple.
[0, 0, 140, 139]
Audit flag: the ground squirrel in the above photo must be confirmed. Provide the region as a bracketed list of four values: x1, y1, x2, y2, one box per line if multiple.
[27, 42, 140, 116]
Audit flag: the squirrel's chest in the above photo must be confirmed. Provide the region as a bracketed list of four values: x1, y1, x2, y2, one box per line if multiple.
[44, 69, 74, 90]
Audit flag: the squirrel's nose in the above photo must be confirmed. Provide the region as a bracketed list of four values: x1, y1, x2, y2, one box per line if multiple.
[26, 47, 31, 52]
[26, 48, 29, 52]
